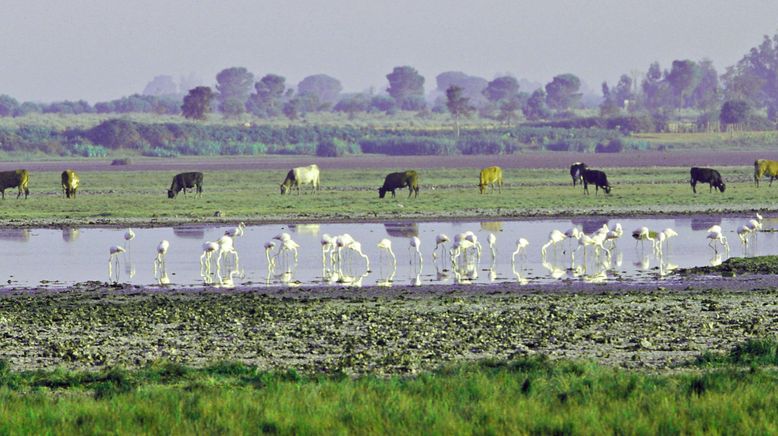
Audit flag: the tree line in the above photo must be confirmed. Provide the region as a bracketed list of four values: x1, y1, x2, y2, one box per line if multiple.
[3, 32, 778, 131]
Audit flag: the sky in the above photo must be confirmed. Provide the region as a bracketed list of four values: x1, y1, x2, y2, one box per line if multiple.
[2, 0, 778, 103]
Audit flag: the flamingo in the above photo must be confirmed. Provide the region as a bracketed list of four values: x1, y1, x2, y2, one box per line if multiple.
[263, 241, 277, 268]
[463, 231, 482, 259]
[450, 235, 475, 263]
[200, 241, 219, 272]
[737, 224, 752, 247]
[154, 240, 170, 274]
[377, 238, 397, 267]
[108, 245, 126, 279]
[486, 233, 497, 260]
[225, 222, 246, 238]
[511, 238, 530, 264]
[631, 226, 655, 249]
[605, 223, 623, 247]
[217, 235, 240, 268]
[660, 228, 678, 253]
[124, 228, 135, 250]
[432, 233, 449, 261]
[541, 229, 566, 258]
[564, 227, 582, 249]
[409, 236, 423, 264]
[320, 234, 335, 267]
[707, 227, 729, 253]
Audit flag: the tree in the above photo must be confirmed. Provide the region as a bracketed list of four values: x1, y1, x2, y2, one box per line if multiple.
[544, 74, 582, 111]
[497, 95, 523, 124]
[182, 86, 215, 120]
[215, 67, 254, 117]
[143, 75, 178, 96]
[445, 85, 474, 137]
[599, 82, 620, 117]
[435, 71, 488, 107]
[666, 60, 700, 109]
[297, 74, 342, 107]
[0, 95, 19, 117]
[523, 89, 551, 120]
[483, 76, 519, 102]
[612, 74, 634, 109]
[386, 66, 426, 110]
[690, 59, 719, 110]
[334, 93, 370, 119]
[722, 33, 778, 119]
[246, 74, 287, 118]
[641, 62, 673, 113]
[720, 99, 750, 130]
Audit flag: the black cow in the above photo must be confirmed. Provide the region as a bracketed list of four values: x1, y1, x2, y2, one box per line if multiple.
[570, 162, 587, 187]
[168, 172, 204, 198]
[690, 167, 725, 193]
[582, 169, 611, 195]
[379, 171, 419, 198]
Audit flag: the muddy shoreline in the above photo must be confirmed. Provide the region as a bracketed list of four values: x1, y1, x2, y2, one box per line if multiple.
[1, 275, 775, 374]
[1, 209, 775, 230]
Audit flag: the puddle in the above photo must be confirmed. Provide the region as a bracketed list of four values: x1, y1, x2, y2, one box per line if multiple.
[0, 217, 773, 288]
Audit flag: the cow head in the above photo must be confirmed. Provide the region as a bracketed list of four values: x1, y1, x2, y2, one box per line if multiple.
[378, 187, 387, 198]
[604, 185, 612, 194]
[280, 184, 289, 195]
[167, 189, 176, 199]
[717, 182, 726, 193]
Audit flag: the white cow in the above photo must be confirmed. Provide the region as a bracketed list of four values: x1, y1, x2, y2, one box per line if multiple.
[280, 164, 321, 194]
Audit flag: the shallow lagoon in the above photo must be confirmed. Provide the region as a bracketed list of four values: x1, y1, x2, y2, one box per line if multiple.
[1, 216, 773, 288]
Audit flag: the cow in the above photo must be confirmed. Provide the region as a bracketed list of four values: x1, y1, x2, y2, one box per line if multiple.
[754, 159, 778, 187]
[582, 169, 611, 195]
[167, 172, 204, 198]
[280, 164, 320, 195]
[478, 166, 503, 194]
[690, 167, 725, 193]
[570, 162, 587, 187]
[0, 169, 30, 199]
[379, 171, 419, 198]
[61, 169, 79, 199]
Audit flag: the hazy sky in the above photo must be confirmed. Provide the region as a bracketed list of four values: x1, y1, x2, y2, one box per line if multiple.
[2, 0, 778, 102]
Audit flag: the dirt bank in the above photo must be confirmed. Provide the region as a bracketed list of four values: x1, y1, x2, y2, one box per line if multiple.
[1, 276, 775, 374]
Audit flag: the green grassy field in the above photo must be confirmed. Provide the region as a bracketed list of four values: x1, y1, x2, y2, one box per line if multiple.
[0, 165, 774, 226]
[0, 340, 775, 434]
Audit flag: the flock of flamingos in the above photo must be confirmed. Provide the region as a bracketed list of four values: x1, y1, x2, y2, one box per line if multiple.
[104, 211, 765, 286]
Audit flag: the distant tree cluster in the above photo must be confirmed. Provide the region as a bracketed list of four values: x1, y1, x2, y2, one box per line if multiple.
[4, 30, 778, 134]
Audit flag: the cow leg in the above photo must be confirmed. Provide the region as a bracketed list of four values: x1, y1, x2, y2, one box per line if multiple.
[691, 181, 696, 194]
[771, 177, 774, 187]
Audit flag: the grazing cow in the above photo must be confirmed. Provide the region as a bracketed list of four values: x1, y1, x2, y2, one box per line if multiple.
[167, 172, 203, 198]
[582, 169, 611, 195]
[379, 170, 419, 198]
[0, 169, 30, 199]
[280, 164, 321, 195]
[754, 159, 778, 187]
[478, 166, 503, 194]
[690, 167, 725, 193]
[61, 169, 79, 199]
[570, 162, 587, 187]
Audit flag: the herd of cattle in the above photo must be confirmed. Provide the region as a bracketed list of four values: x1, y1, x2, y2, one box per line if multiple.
[1, 159, 778, 200]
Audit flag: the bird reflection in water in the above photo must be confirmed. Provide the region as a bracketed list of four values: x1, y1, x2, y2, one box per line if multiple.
[376, 266, 396, 287]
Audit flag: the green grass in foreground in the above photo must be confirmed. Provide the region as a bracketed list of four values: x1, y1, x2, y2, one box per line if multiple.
[0, 339, 776, 434]
[0, 165, 773, 224]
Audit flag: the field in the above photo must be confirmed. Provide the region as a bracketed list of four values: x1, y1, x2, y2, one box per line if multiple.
[0, 153, 776, 227]
[1, 153, 777, 432]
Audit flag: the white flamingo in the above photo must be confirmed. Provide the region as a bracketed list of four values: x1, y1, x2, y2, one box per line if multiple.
[486, 233, 497, 260]
[217, 235, 240, 268]
[124, 228, 135, 250]
[263, 241, 277, 268]
[409, 236, 422, 264]
[225, 222, 246, 238]
[154, 240, 170, 274]
[320, 234, 335, 267]
[707, 227, 729, 253]
[432, 233, 449, 261]
[108, 245, 126, 279]
[200, 241, 219, 272]
[377, 238, 397, 267]
[541, 229, 566, 258]
[511, 238, 530, 264]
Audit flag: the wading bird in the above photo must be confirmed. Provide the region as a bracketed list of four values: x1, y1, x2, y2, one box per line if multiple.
[377, 238, 397, 267]
[432, 233, 449, 261]
[409, 236, 422, 264]
[511, 238, 530, 264]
